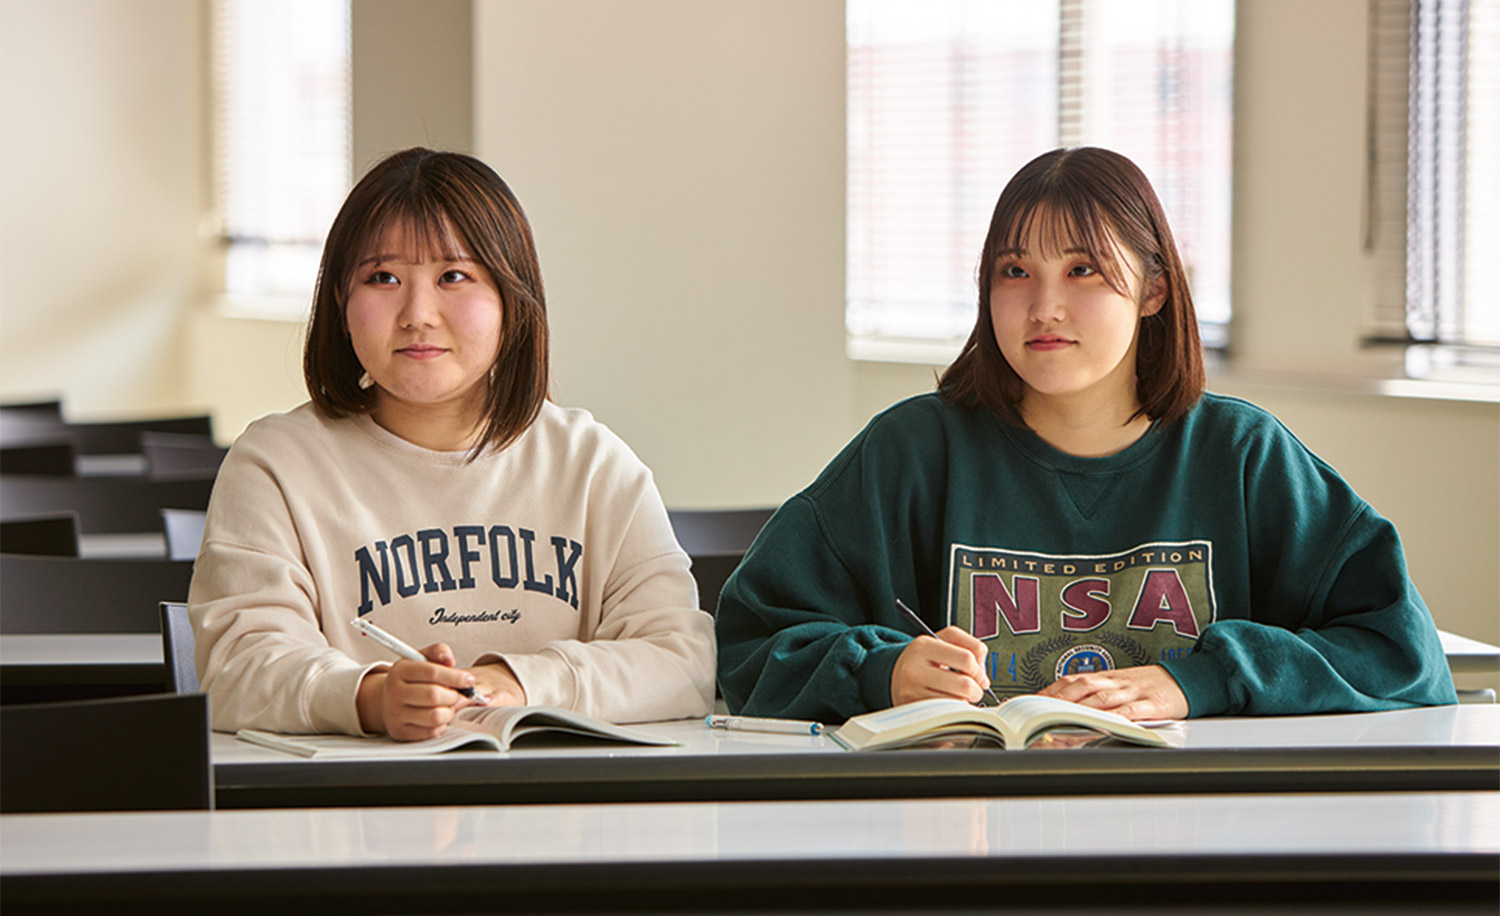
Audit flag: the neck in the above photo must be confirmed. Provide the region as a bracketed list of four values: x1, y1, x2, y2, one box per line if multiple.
[371, 398, 485, 452]
[1020, 391, 1152, 458]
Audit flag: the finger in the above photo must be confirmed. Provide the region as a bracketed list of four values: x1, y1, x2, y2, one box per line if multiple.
[913, 636, 985, 679]
[388, 679, 465, 710]
[935, 626, 986, 658]
[1039, 673, 1117, 705]
[910, 669, 984, 704]
[420, 643, 457, 667]
[390, 657, 477, 692]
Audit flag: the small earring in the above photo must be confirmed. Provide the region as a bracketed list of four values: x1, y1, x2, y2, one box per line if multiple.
[358, 371, 374, 390]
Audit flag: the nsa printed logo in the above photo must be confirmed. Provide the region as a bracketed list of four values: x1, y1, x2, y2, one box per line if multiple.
[947, 541, 1216, 697]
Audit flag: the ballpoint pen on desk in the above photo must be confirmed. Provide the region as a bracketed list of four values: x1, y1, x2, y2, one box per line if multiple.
[350, 617, 479, 700]
[706, 714, 823, 736]
[893, 598, 1002, 706]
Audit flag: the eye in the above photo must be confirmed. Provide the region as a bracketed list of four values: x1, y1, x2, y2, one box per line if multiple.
[997, 263, 1028, 280]
[364, 269, 399, 286]
[1069, 263, 1098, 278]
[439, 269, 472, 284]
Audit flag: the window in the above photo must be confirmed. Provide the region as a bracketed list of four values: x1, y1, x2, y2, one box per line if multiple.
[1369, 0, 1500, 348]
[846, 0, 1235, 358]
[210, 0, 351, 316]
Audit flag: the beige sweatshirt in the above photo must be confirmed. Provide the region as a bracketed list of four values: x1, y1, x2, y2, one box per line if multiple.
[189, 401, 715, 734]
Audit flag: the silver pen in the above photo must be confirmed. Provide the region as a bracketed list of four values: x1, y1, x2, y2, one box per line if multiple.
[350, 617, 478, 700]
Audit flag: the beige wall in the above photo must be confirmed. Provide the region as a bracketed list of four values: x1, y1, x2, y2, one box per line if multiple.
[475, 0, 850, 508]
[0, 0, 1495, 669]
[0, 0, 206, 417]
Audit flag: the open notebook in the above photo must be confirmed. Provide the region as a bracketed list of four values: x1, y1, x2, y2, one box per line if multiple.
[236, 705, 676, 758]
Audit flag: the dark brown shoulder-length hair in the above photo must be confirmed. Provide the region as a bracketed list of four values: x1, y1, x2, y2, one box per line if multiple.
[938, 146, 1205, 427]
[304, 147, 549, 458]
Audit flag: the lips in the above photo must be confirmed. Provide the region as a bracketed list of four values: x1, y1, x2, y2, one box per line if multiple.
[1026, 335, 1074, 351]
[396, 344, 448, 360]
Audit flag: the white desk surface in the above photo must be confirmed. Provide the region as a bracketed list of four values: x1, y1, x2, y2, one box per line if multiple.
[210, 704, 1500, 766]
[3, 791, 1495, 876]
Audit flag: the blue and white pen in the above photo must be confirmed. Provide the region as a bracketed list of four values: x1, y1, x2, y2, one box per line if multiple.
[706, 714, 822, 736]
[350, 617, 479, 700]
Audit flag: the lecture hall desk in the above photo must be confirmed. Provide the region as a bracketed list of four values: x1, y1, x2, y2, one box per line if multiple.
[2, 791, 1496, 914]
[210, 704, 1500, 809]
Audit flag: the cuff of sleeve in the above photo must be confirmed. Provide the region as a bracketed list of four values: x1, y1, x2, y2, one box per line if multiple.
[857, 641, 906, 713]
[316, 661, 387, 736]
[477, 649, 574, 709]
[1159, 650, 1233, 718]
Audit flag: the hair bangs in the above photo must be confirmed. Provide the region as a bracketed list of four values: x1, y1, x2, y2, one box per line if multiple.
[994, 195, 1133, 297]
[345, 195, 469, 282]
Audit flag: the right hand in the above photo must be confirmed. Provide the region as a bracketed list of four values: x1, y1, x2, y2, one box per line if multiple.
[356, 642, 486, 741]
[890, 627, 991, 706]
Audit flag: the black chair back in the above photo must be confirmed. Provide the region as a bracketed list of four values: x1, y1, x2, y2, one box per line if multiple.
[0, 513, 81, 556]
[142, 431, 228, 479]
[0, 554, 196, 634]
[0, 475, 215, 533]
[63, 414, 214, 456]
[667, 508, 775, 614]
[0, 692, 212, 812]
[159, 602, 199, 694]
[0, 440, 76, 475]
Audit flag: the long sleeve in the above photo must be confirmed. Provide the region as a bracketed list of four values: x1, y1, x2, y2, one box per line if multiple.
[716, 495, 911, 722]
[191, 441, 380, 735]
[1159, 419, 1456, 716]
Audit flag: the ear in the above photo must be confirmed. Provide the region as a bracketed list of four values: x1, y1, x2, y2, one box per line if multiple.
[1139, 274, 1167, 317]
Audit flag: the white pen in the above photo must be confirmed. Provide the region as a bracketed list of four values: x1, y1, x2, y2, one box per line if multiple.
[706, 714, 822, 736]
[350, 617, 478, 699]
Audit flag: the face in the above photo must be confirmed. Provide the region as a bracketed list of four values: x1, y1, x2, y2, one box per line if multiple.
[345, 220, 503, 433]
[988, 217, 1163, 416]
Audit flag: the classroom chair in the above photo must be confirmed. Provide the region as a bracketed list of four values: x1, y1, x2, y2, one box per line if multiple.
[141, 431, 227, 479]
[0, 440, 76, 475]
[0, 399, 65, 446]
[159, 602, 199, 694]
[161, 508, 207, 561]
[0, 692, 212, 813]
[0, 554, 195, 634]
[0, 474, 214, 533]
[667, 507, 775, 614]
[0, 512, 81, 556]
[61, 413, 214, 456]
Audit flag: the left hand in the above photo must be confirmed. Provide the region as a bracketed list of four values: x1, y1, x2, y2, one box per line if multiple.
[469, 659, 528, 708]
[1035, 664, 1188, 720]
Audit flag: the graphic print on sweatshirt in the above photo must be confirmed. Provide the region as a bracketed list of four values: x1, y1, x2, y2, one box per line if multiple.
[353, 525, 584, 625]
[947, 541, 1215, 698]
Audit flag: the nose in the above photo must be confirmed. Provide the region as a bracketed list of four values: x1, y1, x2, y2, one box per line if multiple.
[1027, 275, 1066, 324]
[397, 283, 440, 329]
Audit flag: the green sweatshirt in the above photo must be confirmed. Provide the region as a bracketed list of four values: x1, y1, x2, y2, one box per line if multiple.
[716, 392, 1456, 721]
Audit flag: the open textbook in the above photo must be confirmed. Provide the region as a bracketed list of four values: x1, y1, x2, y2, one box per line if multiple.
[236, 705, 676, 759]
[829, 695, 1180, 751]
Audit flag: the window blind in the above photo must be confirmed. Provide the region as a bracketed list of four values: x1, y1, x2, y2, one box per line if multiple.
[847, 0, 1235, 352]
[210, 0, 351, 306]
[1369, 0, 1500, 346]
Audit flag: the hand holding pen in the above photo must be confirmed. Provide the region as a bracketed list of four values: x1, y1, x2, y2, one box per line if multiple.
[892, 599, 1001, 707]
[352, 618, 494, 741]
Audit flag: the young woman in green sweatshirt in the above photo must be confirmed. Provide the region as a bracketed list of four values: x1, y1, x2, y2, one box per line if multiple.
[716, 147, 1456, 723]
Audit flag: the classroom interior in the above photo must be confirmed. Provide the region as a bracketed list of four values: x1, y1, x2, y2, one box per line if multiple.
[1, 2, 1497, 910]
[3, 0, 1496, 690]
